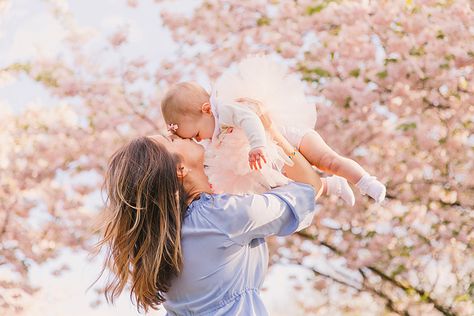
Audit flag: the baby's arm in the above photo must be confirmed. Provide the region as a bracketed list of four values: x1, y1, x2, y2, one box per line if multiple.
[221, 102, 268, 170]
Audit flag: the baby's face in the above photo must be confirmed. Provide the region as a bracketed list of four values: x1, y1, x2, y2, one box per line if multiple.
[174, 113, 215, 142]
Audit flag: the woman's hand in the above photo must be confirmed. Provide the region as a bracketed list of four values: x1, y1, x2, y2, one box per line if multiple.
[235, 97, 274, 131]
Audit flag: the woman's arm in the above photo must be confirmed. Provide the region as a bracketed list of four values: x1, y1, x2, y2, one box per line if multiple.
[200, 181, 316, 246]
[268, 124, 324, 199]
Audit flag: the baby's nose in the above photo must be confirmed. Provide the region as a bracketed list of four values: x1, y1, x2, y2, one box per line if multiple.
[195, 135, 201, 142]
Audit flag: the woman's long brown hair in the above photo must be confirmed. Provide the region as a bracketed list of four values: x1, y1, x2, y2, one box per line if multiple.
[93, 136, 188, 312]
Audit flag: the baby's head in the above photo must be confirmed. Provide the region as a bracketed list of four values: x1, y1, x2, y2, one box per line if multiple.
[161, 82, 215, 142]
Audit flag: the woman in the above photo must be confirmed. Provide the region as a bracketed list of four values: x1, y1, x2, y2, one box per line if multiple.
[94, 116, 323, 315]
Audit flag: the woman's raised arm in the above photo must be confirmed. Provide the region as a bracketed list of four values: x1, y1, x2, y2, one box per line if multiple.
[254, 111, 324, 199]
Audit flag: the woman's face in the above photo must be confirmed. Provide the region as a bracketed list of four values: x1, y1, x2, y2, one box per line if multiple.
[148, 134, 205, 172]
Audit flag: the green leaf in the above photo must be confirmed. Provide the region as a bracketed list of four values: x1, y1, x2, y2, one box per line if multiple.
[397, 122, 417, 131]
[420, 292, 430, 302]
[349, 68, 360, 78]
[366, 230, 376, 238]
[436, 30, 445, 39]
[468, 283, 474, 296]
[405, 288, 416, 296]
[400, 246, 412, 257]
[306, 4, 325, 15]
[409, 46, 426, 56]
[444, 54, 455, 61]
[257, 16, 271, 26]
[376, 70, 388, 79]
[454, 294, 470, 302]
[34, 71, 59, 87]
[391, 264, 406, 277]
[329, 25, 341, 36]
[411, 5, 422, 14]
[306, 1, 340, 15]
[312, 67, 331, 77]
[298, 65, 332, 82]
[384, 58, 398, 65]
[343, 96, 351, 109]
[302, 75, 318, 83]
[6, 62, 32, 73]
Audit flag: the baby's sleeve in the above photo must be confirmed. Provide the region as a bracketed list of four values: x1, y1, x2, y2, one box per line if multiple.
[200, 182, 317, 246]
[219, 102, 267, 150]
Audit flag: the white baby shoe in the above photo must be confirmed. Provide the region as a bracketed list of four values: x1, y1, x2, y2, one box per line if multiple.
[355, 174, 386, 203]
[325, 175, 355, 206]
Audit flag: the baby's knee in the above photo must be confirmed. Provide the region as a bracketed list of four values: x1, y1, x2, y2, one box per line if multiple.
[319, 153, 344, 173]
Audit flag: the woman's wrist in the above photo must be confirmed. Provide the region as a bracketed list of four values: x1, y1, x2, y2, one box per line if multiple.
[271, 128, 294, 154]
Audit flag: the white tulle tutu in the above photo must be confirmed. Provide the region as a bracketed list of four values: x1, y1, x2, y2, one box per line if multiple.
[204, 55, 317, 195]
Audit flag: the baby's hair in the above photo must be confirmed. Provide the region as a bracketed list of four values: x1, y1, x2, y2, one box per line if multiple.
[161, 82, 210, 124]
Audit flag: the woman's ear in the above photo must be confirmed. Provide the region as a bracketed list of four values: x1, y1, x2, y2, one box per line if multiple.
[201, 102, 212, 114]
[176, 163, 189, 179]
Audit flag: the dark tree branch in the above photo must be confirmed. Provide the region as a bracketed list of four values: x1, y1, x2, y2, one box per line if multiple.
[296, 231, 456, 316]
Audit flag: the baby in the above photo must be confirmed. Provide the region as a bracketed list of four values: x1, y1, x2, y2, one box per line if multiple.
[160, 81, 386, 206]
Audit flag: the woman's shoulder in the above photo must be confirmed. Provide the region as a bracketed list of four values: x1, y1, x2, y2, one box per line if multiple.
[184, 192, 256, 240]
[187, 192, 250, 214]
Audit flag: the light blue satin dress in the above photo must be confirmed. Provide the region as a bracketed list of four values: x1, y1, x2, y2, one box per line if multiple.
[163, 182, 316, 316]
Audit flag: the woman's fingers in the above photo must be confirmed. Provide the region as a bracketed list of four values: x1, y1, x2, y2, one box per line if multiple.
[235, 97, 263, 115]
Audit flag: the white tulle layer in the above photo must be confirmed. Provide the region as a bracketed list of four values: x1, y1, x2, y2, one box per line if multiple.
[204, 55, 317, 195]
[214, 55, 317, 129]
[205, 128, 291, 194]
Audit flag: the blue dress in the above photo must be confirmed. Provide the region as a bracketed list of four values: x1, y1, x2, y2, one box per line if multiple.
[163, 182, 316, 316]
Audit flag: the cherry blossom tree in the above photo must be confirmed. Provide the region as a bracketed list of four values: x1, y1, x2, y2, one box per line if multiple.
[1, 0, 473, 315]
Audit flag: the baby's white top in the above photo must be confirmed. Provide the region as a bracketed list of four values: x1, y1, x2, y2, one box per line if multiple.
[210, 89, 267, 150]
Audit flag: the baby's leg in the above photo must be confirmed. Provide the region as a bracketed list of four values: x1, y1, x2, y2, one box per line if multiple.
[298, 130, 367, 184]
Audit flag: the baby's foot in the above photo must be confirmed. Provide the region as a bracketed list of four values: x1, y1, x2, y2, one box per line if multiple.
[325, 175, 355, 206]
[355, 174, 386, 203]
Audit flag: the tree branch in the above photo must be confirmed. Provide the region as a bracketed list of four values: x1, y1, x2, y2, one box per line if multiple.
[296, 231, 456, 316]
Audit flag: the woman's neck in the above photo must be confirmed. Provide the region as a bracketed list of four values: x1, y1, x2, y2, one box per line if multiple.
[183, 169, 213, 205]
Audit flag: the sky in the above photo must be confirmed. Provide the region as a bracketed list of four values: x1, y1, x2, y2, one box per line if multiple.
[0, 1, 324, 315]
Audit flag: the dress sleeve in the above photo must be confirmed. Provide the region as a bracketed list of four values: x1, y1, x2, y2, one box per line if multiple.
[200, 181, 316, 246]
[219, 102, 267, 150]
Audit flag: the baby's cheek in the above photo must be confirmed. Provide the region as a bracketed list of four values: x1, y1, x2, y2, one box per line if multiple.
[204, 126, 215, 139]
[175, 132, 189, 140]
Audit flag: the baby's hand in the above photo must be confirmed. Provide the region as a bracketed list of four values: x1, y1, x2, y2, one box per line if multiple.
[249, 147, 267, 170]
